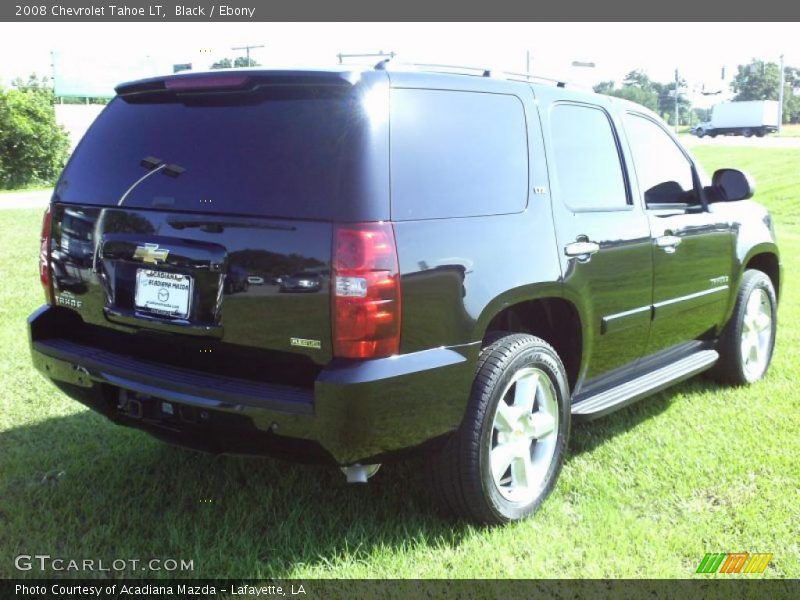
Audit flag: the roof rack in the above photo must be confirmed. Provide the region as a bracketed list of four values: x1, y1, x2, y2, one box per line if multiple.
[337, 51, 396, 65]
[502, 70, 568, 88]
[374, 59, 571, 88]
[405, 63, 494, 78]
[333, 53, 574, 89]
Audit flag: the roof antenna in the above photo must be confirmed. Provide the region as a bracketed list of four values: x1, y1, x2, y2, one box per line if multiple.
[374, 55, 395, 70]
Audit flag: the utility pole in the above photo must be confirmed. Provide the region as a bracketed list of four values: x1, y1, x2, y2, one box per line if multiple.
[778, 54, 785, 134]
[674, 68, 680, 133]
[231, 44, 264, 67]
[50, 50, 59, 103]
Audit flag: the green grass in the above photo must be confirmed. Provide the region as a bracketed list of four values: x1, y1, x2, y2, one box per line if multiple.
[0, 184, 52, 195]
[692, 146, 800, 229]
[776, 124, 800, 138]
[1, 147, 799, 580]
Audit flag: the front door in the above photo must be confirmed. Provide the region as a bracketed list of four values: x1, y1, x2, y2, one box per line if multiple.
[622, 112, 735, 354]
[540, 93, 653, 385]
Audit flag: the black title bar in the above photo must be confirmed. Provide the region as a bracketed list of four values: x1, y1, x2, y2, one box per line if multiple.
[3, 0, 800, 21]
[4, 579, 800, 600]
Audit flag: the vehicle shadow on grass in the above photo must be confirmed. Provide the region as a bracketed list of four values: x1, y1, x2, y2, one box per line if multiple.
[0, 410, 469, 579]
[567, 376, 724, 457]
[0, 376, 723, 578]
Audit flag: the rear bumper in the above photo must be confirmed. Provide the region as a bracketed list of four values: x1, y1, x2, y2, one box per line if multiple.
[28, 305, 478, 465]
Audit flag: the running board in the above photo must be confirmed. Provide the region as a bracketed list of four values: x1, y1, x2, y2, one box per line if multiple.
[571, 349, 719, 420]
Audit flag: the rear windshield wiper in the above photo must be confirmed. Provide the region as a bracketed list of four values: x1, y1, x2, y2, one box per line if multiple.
[117, 157, 185, 206]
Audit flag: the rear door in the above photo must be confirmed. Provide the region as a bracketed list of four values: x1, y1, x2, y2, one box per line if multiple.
[621, 112, 735, 354]
[538, 90, 653, 384]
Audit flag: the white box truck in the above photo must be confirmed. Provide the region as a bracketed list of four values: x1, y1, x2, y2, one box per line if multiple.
[692, 100, 780, 138]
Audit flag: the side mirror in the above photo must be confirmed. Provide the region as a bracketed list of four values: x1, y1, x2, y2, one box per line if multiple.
[712, 168, 755, 202]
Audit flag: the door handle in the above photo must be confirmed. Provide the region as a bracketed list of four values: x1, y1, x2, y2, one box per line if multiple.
[655, 235, 682, 253]
[564, 240, 600, 261]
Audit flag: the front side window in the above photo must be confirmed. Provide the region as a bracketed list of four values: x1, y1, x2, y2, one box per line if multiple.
[623, 113, 696, 207]
[549, 103, 629, 211]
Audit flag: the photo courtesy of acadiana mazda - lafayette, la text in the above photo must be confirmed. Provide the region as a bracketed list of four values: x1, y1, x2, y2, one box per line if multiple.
[29, 61, 781, 524]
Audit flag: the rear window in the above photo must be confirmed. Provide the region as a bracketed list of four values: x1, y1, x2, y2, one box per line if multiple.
[390, 89, 528, 220]
[55, 85, 387, 220]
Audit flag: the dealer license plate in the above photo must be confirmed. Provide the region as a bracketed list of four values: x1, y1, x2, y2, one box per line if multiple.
[134, 269, 193, 319]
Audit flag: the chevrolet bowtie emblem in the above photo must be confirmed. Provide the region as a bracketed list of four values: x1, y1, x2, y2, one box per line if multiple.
[133, 243, 170, 264]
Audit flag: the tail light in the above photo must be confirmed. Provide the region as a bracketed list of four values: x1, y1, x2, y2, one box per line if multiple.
[39, 206, 54, 304]
[332, 222, 401, 359]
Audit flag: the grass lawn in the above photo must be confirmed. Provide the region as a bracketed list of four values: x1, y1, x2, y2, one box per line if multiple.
[777, 123, 800, 138]
[0, 185, 52, 195]
[0, 147, 798, 580]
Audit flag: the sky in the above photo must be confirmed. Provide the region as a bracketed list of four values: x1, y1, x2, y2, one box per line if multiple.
[0, 22, 798, 107]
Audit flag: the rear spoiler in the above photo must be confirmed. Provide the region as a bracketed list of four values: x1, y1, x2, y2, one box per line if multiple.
[115, 69, 367, 97]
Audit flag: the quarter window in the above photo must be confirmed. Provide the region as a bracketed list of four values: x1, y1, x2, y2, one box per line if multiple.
[390, 89, 529, 220]
[549, 104, 628, 211]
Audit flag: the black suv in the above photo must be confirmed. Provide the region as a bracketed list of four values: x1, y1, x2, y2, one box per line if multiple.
[29, 64, 781, 524]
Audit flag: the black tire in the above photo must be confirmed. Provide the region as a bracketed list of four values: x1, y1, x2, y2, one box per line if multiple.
[427, 334, 571, 524]
[710, 133, 718, 138]
[712, 270, 777, 385]
[695, 129, 705, 138]
[756, 130, 766, 138]
[743, 128, 754, 138]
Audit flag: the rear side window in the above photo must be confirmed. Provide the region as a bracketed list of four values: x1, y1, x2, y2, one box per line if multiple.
[390, 89, 528, 220]
[549, 103, 628, 211]
[55, 86, 386, 220]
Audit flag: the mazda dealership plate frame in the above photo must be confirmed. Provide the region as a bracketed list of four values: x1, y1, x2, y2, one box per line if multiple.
[134, 269, 193, 319]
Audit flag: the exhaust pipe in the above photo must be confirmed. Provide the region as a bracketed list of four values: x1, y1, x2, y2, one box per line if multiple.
[341, 463, 381, 484]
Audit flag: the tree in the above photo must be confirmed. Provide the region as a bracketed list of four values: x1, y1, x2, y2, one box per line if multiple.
[594, 71, 659, 112]
[211, 56, 260, 69]
[593, 81, 616, 95]
[693, 107, 711, 123]
[11, 73, 52, 91]
[731, 58, 800, 124]
[784, 66, 800, 89]
[210, 58, 233, 69]
[593, 69, 692, 123]
[0, 75, 70, 189]
[234, 56, 260, 68]
[622, 70, 653, 90]
[731, 59, 781, 101]
[784, 94, 800, 124]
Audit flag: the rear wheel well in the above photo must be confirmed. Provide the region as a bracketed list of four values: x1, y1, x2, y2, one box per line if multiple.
[484, 298, 582, 392]
[746, 253, 780, 301]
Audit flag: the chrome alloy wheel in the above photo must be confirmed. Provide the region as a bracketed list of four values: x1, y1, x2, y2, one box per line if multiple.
[740, 287, 773, 381]
[489, 367, 559, 503]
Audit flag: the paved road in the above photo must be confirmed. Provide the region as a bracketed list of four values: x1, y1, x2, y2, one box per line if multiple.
[679, 134, 800, 149]
[0, 189, 51, 210]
